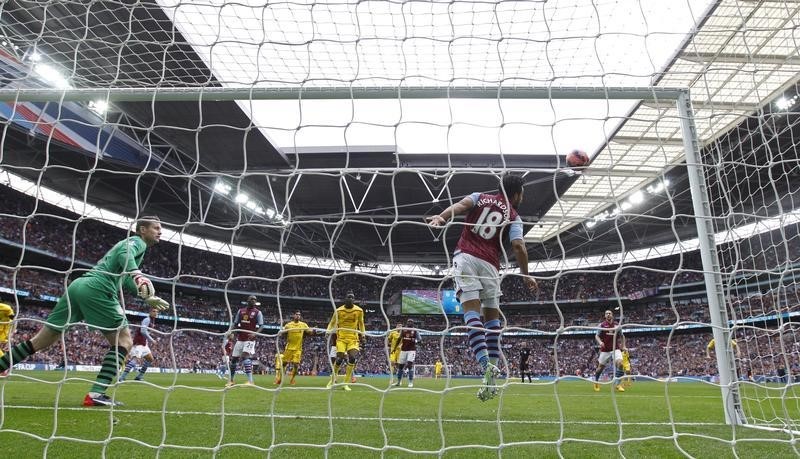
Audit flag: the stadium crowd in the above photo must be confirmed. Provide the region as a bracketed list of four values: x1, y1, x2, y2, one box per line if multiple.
[9, 304, 800, 382]
[2, 185, 800, 381]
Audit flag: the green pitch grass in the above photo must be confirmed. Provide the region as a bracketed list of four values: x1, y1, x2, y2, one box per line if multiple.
[1, 372, 797, 458]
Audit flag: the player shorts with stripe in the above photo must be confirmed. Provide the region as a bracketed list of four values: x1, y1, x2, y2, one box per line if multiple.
[598, 349, 623, 366]
[130, 345, 152, 359]
[397, 350, 416, 365]
[45, 277, 128, 332]
[283, 348, 302, 364]
[453, 252, 501, 308]
[232, 340, 256, 357]
[329, 345, 337, 359]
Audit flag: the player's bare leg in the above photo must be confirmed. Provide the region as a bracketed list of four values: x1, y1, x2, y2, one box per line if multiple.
[289, 363, 298, 385]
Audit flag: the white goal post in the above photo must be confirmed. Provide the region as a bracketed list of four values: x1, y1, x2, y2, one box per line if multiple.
[0, 84, 745, 427]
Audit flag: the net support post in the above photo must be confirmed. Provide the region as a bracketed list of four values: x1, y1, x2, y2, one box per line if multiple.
[676, 90, 745, 426]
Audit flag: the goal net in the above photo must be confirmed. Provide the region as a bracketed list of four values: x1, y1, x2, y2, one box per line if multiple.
[0, 0, 799, 456]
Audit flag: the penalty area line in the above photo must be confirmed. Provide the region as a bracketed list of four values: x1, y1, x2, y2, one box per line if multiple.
[2, 405, 727, 427]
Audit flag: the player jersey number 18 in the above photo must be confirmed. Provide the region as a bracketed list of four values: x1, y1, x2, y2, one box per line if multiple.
[471, 208, 504, 239]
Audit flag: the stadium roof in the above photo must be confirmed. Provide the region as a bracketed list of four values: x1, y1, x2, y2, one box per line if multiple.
[0, 0, 798, 270]
[529, 0, 800, 241]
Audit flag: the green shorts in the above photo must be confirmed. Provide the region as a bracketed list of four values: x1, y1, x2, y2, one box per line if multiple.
[46, 277, 128, 332]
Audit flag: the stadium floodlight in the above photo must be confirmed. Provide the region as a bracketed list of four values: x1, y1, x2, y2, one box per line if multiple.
[628, 190, 644, 205]
[234, 192, 248, 203]
[245, 200, 257, 210]
[33, 63, 71, 89]
[775, 95, 798, 111]
[87, 100, 108, 115]
[27, 50, 42, 62]
[213, 181, 231, 195]
[647, 181, 666, 194]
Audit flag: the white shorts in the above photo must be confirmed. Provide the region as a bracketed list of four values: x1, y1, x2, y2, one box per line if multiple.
[453, 253, 501, 308]
[329, 346, 337, 359]
[398, 350, 416, 365]
[222, 355, 230, 365]
[232, 340, 256, 357]
[130, 345, 152, 359]
[599, 350, 623, 366]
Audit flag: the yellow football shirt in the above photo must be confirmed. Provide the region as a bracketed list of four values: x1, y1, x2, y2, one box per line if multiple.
[388, 329, 401, 353]
[0, 303, 14, 343]
[707, 338, 738, 351]
[327, 305, 365, 341]
[284, 320, 310, 351]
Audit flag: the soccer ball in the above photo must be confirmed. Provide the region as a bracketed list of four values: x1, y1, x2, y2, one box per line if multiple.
[566, 149, 590, 168]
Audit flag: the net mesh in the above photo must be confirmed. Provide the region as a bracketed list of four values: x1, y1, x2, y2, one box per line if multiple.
[0, 0, 798, 456]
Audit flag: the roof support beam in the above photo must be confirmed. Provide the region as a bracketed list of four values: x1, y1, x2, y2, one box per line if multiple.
[640, 99, 760, 111]
[678, 52, 800, 66]
[611, 136, 686, 146]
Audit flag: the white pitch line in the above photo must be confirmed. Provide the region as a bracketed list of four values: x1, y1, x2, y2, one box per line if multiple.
[1, 404, 728, 427]
[1, 380, 724, 399]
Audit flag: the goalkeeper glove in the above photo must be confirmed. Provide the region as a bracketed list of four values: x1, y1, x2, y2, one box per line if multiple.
[133, 271, 155, 298]
[133, 271, 169, 311]
[144, 296, 170, 311]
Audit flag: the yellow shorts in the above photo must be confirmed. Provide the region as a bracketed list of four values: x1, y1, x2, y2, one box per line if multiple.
[336, 337, 360, 354]
[282, 349, 302, 364]
[390, 351, 400, 364]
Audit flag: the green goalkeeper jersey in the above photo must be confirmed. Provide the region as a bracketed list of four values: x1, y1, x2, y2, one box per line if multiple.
[81, 235, 148, 298]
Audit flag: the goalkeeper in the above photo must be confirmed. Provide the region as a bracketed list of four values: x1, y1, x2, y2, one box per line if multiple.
[0, 217, 169, 407]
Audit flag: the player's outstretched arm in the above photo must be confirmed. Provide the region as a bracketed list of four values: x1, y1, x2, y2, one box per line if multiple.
[427, 196, 475, 227]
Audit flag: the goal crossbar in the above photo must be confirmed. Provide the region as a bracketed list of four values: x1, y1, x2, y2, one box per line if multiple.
[0, 86, 688, 102]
